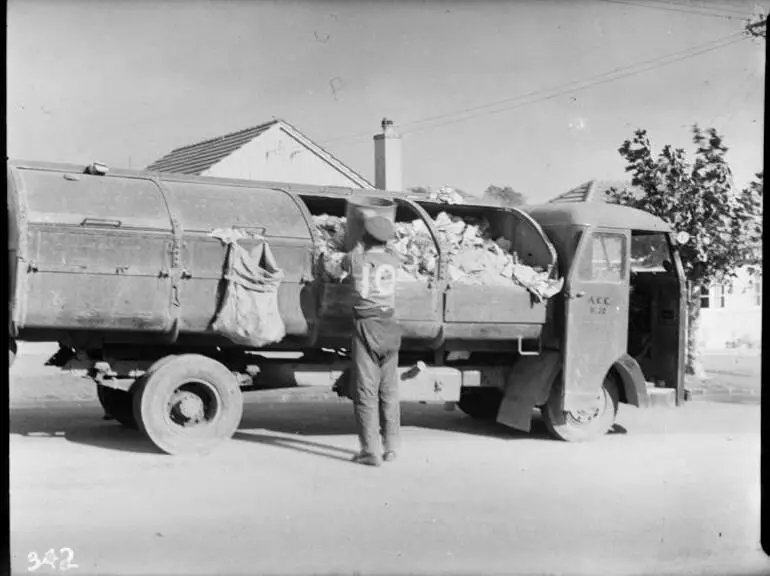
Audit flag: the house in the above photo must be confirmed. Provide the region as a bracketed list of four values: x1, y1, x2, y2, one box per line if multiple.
[548, 179, 639, 203]
[549, 181, 762, 350]
[147, 119, 376, 189]
[697, 267, 762, 349]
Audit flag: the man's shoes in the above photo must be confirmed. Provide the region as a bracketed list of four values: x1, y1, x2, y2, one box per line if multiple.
[383, 451, 397, 462]
[352, 452, 382, 467]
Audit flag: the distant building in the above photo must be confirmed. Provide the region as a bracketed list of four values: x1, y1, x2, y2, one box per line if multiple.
[548, 179, 642, 203]
[147, 119, 375, 189]
[697, 268, 762, 349]
[550, 181, 762, 350]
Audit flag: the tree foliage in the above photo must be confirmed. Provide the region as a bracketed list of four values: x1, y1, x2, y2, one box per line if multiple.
[607, 125, 762, 373]
[482, 185, 527, 207]
[607, 125, 762, 286]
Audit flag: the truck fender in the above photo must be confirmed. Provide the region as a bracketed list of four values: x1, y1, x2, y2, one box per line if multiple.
[496, 350, 561, 433]
[610, 353, 649, 408]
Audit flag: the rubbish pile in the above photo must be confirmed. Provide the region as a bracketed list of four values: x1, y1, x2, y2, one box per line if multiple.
[428, 186, 466, 205]
[312, 213, 563, 300]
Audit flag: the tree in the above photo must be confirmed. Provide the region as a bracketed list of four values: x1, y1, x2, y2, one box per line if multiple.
[482, 185, 527, 207]
[606, 125, 763, 375]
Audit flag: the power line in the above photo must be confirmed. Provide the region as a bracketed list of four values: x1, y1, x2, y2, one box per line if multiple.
[708, 68, 758, 126]
[321, 32, 747, 146]
[599, 0, 754, 20]
[402, 33, 743, 130]
[648, 0, 759, 18]
[399, 35, 748, 137]
[745, 16, 768, 37]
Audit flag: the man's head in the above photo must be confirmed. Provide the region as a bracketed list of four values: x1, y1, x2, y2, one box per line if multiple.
[362, 215, 394, 248]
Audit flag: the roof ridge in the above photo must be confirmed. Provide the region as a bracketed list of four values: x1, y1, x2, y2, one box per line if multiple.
[276, 121, 374, 188]
[146, 117, 375, 189]
[170, 119, 280, 154]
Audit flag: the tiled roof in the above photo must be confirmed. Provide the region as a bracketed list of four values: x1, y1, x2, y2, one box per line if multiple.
[146, 119, 374, 188]
[549, 179, 637, 203]
[147, 120, 277, 174]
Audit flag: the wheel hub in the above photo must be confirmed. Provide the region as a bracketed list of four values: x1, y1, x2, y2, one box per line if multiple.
[169, 391, 205, 425]
[567, 394, 604, 423]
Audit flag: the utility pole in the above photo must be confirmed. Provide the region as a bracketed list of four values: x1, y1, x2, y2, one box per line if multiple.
[745, 15, 767, 39]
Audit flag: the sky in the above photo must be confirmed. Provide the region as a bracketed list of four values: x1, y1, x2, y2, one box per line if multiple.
[7, 0, 767, 203]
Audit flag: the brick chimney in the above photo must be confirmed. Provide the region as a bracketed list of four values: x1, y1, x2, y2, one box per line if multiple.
[374, 118, 403, 191]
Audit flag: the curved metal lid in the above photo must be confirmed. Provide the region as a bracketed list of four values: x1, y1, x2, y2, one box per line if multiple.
[527, 202, 672, 233]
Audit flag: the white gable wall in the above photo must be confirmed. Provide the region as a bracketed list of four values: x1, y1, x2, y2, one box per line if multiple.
[202, 126, 365, 188]
[698, 267, 762, 350]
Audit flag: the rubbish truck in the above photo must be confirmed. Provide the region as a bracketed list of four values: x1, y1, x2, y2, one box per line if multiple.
[7, 159, 687, 455]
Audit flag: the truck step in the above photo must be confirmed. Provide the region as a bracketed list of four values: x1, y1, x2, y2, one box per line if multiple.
[646, 387, 677, 408]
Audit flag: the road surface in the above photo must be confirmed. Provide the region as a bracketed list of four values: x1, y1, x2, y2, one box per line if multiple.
[9, 347, 768, 576]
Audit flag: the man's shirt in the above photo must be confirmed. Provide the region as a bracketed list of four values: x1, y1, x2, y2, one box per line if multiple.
[340, 245, 400, 313]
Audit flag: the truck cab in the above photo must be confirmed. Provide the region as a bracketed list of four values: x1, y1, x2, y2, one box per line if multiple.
[522, 202, 686, 440]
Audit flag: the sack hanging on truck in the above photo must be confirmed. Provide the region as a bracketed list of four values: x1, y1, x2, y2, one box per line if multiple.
[210, 231, 286, 347]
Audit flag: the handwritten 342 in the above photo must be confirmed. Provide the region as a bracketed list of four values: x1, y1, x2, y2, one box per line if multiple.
[27, 548, 78, 572]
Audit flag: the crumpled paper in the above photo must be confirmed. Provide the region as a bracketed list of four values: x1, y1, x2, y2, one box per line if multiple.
[312, 214, 347, 252]
[510, 264, 565, 302]
[311, 213, 563, 300]
[428, 186, 466, 205]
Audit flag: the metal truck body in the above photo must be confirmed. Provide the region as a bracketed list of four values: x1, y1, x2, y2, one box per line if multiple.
[8, 160, 686, 454]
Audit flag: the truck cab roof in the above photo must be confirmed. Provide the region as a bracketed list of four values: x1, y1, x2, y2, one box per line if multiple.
[526, 202, 672, 233]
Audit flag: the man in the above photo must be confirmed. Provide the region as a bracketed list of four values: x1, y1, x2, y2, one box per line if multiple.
[323, 214, 402, 467]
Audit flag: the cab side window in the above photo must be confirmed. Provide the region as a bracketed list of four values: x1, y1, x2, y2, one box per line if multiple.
[577, 232, 626, 283]
[630, 232, 673, 274]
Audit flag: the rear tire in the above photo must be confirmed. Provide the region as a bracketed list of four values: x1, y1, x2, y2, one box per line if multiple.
[96, 385, 137, 428]
[458, 388, 503, 421]
[132, 354, 243, 455]
[542, 374, 619, 442]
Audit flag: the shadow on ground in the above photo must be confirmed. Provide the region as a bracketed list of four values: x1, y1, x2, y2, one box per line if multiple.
[9, 397, 554, 456]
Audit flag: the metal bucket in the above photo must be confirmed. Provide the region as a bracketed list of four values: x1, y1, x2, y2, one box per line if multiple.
[344, 196, 396, 251]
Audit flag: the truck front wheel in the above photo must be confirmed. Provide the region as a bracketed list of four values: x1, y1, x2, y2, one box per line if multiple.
[132, 354, 243, 455]
[542, 375, 619, 442]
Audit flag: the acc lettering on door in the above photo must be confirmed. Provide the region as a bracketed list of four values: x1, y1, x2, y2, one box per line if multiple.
[589, 296, 611, 306]
[359, 263, 396, 299]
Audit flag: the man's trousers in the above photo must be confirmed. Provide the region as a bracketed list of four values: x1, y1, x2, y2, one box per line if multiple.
[351, 313, 401, 455]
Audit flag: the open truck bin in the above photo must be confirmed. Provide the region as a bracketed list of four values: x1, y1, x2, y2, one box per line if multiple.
[303, 191, 562, 350]
[300, 193, 444, 350]
[413, 200, 559, 344]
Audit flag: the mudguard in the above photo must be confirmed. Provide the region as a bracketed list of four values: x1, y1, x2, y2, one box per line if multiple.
[611, 352, 649, 408]
[496, 350, 561, 432]
[495, 350, 649, 433]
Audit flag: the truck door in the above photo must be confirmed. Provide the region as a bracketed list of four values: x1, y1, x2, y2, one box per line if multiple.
[562, 227, 630, 411]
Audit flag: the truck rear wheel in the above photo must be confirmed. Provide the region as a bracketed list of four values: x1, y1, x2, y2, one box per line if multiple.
[542, 374, 619, 442]
[97, 385, 137, 428]
[458, 388, 503, 421]
[132, 354, 243, 455]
